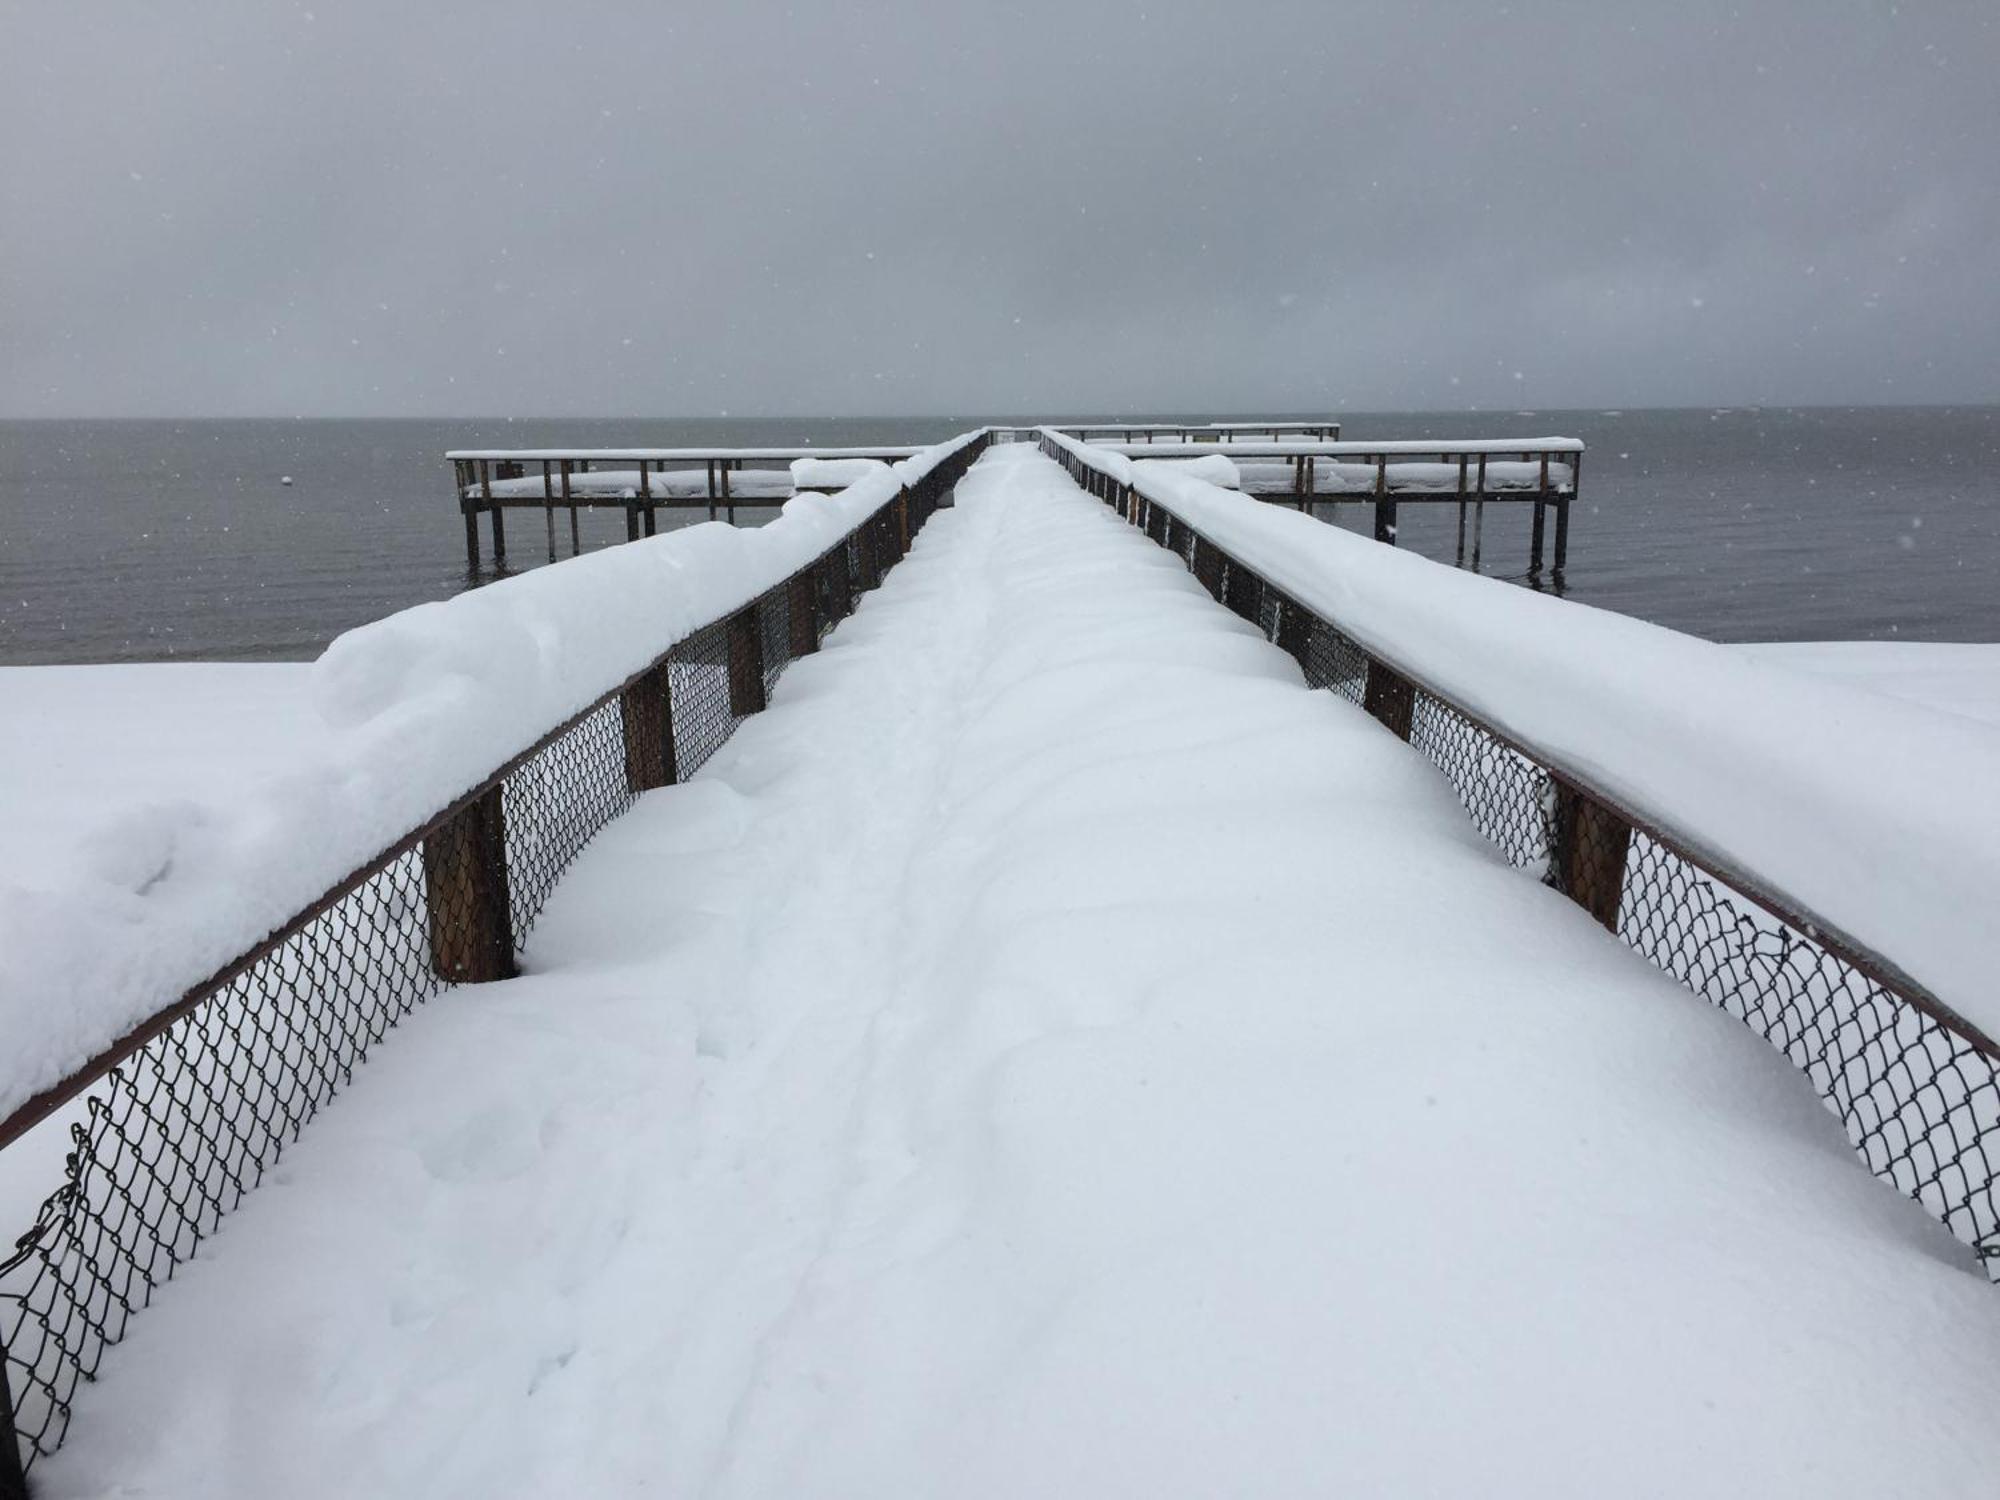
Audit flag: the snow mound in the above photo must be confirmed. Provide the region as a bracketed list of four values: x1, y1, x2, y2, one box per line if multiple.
[0, 433, 984, 1126]
[791, 456, 890, 491]
[1145, 453, 1240, 488]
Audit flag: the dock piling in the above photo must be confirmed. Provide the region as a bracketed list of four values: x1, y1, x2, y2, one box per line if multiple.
[1372, 458, 1397, 544]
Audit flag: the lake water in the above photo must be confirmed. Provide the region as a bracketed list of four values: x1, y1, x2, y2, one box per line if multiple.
[1, 407, 1995, 665]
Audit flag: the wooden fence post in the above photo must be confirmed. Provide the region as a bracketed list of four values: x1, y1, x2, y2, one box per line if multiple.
[826, 546, 851, 623]
[1191, 537, 1226, 600]
[421, 785, 517, 983]
[1362, 658, 1415, 740]
[856, 521, 879, 592]
[1552, 784, 1632, 931]
[727, 604, 767, 715]
[1275, 595, 1312, 668]
[619, 663, 677, 791]
[788, 571, 819, 657]
[1223, 559, 1262, 624]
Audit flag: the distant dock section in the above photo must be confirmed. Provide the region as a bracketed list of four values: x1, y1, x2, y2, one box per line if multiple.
[447, 421, 1583, 579]
[1048, 421, 1342, 443]
[1101, 436, 1585, 575]
[446, 445, 923, 568]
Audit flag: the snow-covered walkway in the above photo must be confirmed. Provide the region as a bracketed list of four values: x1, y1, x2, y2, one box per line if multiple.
[44, 446, 2000, 1498]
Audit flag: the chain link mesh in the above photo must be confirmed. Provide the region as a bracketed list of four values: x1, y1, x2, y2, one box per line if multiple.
[1040, 430, 2000, 1279]
[504, 700, 638, 937]
[0, 434, 990, 1479]
[1408, 693, 1557, 873]
[1619, 835, 1999, 1260]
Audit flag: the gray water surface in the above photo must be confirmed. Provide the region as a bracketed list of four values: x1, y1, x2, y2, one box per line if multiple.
[1, 408, 1995, 665]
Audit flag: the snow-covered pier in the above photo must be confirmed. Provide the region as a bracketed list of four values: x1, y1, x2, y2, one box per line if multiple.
[1048, 420, 1343, 443]
[4, 432, 1997, 1497]
[448, 445, 926, 569]
[450, 423, 1582, 581]
[1098, 435, 1585, 574]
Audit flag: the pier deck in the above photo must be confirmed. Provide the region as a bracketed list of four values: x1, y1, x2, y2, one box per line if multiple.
[22, 445, 2000, 1498]
[8, 435, 1998, 1498]
[448, 428, 1585, 577]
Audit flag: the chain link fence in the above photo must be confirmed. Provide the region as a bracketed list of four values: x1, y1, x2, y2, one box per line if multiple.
[1042, 429, 2000, 1282]
[0, 435, 987, 1487]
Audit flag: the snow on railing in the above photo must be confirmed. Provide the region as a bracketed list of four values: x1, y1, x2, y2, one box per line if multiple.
[0, 430, 993, 1483]
[1046, 420, 1344, 442]
[1041, 426, 2000, 1281]
[447, 443, 936, 563]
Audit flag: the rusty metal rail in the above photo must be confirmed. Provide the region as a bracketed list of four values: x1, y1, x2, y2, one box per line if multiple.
[0, 433, 992, 1489]
[1040, 427, 2000, 1282]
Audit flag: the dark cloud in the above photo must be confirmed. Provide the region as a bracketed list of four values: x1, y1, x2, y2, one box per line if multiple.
[4, 0, 1997, 416]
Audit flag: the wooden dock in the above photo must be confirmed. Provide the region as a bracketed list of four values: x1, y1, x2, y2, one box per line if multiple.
[446, 446, 923, 568]
[447, 423, 1582, 577]
[1048, 421, 1343, 443]
[1099, 437, 1585, 575]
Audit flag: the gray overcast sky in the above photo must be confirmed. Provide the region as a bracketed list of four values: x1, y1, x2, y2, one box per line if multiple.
[4, 0, 1997, 417]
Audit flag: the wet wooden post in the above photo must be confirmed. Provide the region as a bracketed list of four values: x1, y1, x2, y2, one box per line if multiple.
[561, 460, 579, 555]
[1371, 456, 1397, 544]
[619, 663, 677, 791]
[1454, 455, 1469, 565]
[727, 603, 766, 714]
[1529, 451, 1548, 574]
[541, 461, 557, 561]
[640, 460, 658, 538]
[1362, 656, 1416, 740]
[1553, 783, 1632, 931]
[1471, 454, 1488, 571]
[721, 461, 735, 524]
[896, 486, 912, 555]
[705, 460, 719, 522]
[1554, 451, 1579, 576]
[421, 784, 517, 983]
[457, 459, 480, 570]
[482, 460, 507, 566]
